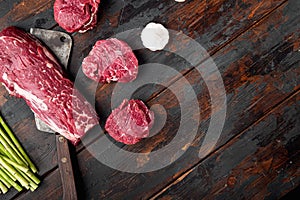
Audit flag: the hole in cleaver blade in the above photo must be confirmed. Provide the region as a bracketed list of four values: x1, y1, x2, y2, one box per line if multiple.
[30, 28, 72, 133]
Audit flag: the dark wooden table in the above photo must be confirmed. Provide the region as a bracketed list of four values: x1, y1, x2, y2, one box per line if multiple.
[0, 0, 299, 199]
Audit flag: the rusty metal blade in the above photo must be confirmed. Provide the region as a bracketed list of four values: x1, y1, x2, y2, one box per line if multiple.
[30, 28, 72, 69]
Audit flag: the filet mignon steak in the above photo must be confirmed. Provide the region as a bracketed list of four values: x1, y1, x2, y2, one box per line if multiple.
[82, 38, 139, 83]
[105, 99, 154, 145]
[54, 0, 100, 33]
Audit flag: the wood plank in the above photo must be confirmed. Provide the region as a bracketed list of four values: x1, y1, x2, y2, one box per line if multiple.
[17, 170, 63, 200]
[0, 0, 55, 31]
[67, 0, 179, 77]
[76, 1, 300, 199]
[15, 0, 300, 199]
[0, 1, 298, 198]
[68, 0, 286, 77]
[0, 98, 57, 199]
[0, 0, 23, 18]
[155, 91, 300, 199]
[17, 92, 300, 199]
[0, 97, 57, 175]
[58, 0, 288, 152]
[281, 185, 300, 200]
[15, 151, 89, 200]
[81, 0, 287, 120]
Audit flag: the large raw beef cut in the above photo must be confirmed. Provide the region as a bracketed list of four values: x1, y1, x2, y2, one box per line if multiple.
[105, 99, 154, 145]
[54, 0, 100, 33]
[82, 38, 139, 83]
[0, 27, 99, 145]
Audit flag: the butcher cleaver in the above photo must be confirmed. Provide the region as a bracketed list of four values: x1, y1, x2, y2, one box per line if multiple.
[30, 28, 77, 200]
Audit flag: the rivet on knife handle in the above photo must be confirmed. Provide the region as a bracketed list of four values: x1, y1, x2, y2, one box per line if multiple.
[56, 135, 78, 200]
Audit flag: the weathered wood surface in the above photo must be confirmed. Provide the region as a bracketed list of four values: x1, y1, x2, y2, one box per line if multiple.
[0, 0, 299, 199]
[156, 91, 300, 199]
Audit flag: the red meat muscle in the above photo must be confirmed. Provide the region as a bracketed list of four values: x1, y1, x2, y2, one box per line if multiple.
[0, 27, 99, 145]
[54, 0, 100, 33]
[82, 38, 139, 83]
[105, 99, 154, 145]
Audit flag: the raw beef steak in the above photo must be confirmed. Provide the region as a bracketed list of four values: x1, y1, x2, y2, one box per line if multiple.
[82, 38, 139, 83]
[54, 0, 100, 33]
[105, 99, 154, 145]
[0, 27, 99, 145]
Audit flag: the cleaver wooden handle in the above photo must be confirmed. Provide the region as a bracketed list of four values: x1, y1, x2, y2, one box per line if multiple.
[56, 135, 78, 200]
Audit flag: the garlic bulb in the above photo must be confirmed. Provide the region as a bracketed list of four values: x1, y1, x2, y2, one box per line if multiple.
[141, 22, 169, 51]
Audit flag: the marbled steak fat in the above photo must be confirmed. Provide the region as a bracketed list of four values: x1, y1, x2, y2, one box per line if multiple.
[0, 27, 99, 145]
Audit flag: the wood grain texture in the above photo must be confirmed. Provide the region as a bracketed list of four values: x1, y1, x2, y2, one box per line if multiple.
[74, 1, 299, 198]
[0, 99, 57, 175]
[13, 0, 300, 199]
[0, 0, 55, 30]
[17, 170, 63, 200]
[0, 105, 57, 200]
[80, 0, 288, 122]
[156, 91, 300, 200]
[68, 0, 286, 79]
[0, 0, 299, 199]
